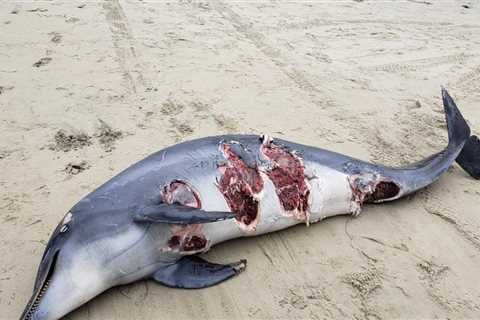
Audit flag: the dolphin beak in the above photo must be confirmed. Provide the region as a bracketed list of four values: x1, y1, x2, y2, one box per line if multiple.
[20, 249, 59, 320]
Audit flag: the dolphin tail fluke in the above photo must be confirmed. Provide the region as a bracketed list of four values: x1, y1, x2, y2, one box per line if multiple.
[440, 87, 479, 179]
[441, 86, 471, 151]
[381, 88, 476, 198]
[456, 135, 480, 179]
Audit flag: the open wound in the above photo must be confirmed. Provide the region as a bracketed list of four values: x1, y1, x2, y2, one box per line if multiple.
[163, 180, 208, 254]
[260, 138, 310, 223]
[349, 173, 400, 215]
[217, 141, 264, 231]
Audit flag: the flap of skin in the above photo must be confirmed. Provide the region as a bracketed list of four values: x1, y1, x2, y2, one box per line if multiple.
[133, 203, 236, 224]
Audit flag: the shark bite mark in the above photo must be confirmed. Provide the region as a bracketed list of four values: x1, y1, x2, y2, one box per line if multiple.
[217, 142, 264, 231]
[348, 173, 401, 216]
[162, 180, 209, 254]
[162, 180, 201, 208]
[167, 224, 208, 254]
[260, 138, 310, 223]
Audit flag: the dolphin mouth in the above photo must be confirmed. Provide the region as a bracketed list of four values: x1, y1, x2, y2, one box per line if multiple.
[20, 250, 59, 320]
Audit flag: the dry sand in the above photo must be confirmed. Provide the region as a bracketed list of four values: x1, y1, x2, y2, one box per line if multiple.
[1, 1, 480, 319]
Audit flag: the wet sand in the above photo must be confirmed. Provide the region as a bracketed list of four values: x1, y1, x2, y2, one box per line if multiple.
[1, 1, 480, 319]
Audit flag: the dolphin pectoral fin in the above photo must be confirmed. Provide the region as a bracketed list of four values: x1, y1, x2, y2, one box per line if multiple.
[152, 256, 247, 288]
[133, 203, 236, 224]
[456, 135, 480, 179]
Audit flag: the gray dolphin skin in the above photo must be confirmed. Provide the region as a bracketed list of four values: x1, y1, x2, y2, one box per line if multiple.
[21, 89, 479, 320]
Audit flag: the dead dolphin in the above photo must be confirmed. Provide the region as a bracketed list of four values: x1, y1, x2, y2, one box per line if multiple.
[21, 88, 479, 320]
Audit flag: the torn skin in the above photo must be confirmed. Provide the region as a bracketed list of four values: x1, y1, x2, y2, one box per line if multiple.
[217, 142, 264, 230]
[167, 224, 209, 254]
[162, 181, 209, 254]
[162, 180, 201, 209]
[349, 174, 401, 215]
[364, 181, 400, 203]
[260, 140, 310, 223]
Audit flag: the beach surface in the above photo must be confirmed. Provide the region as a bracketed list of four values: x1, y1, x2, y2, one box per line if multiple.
[1, 1, 480, 319]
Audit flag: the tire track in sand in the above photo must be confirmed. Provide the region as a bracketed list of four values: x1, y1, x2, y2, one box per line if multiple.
[364, 53, 476, 73]
[421, 189, 480, 251]
[103, 0, 146, 93]
[212, 2, 327, 97]
[211, 2, 365, 145]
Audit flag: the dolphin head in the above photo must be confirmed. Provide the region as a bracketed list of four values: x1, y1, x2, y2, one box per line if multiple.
[20, 207, 161, 320]
[20, 211, 110, 320]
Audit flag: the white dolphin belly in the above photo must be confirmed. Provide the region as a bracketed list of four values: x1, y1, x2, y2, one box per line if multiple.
[202, 161, 354, 247]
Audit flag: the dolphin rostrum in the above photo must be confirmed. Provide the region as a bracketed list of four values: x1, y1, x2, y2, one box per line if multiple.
[21, 89, 479, 319]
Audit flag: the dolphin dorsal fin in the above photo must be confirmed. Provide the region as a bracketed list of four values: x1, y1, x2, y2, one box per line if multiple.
[133, 203, 235, 224]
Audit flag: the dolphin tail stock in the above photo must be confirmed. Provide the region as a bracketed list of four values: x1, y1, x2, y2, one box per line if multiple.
[386, 87, 477, 197]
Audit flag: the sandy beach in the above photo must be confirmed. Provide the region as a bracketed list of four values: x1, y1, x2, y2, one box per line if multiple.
[1, 1, 480, 319]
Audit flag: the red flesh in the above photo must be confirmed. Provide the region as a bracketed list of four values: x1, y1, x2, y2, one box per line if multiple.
[261, 142, 310, 218]
[163, 180, 201, 208]
[364, 181, 400, 202]
[217, 143, 264, 227]
[349, 175, 400, 206]
[163, 181, 207, 253]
